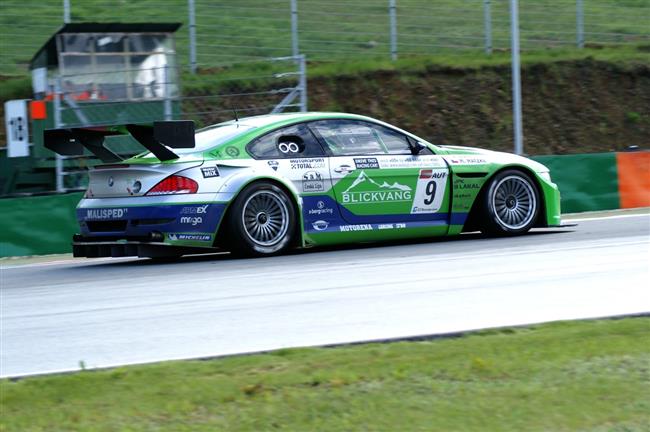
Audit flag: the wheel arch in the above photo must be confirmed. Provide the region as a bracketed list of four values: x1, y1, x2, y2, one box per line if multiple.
[461, 164, 547, 233]
[213, 176, 304, 248]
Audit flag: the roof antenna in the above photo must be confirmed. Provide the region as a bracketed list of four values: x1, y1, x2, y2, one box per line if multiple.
[232, 100, 239, 127]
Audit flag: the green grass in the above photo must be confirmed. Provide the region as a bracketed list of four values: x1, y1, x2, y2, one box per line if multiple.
[1, 0, 649, 76]
[2, 317, 649, 431]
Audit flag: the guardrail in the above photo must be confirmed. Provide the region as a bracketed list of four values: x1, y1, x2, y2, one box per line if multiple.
[1, 151, 648, 257]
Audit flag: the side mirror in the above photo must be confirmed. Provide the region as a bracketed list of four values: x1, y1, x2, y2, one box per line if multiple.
[407, 137, 426, 155]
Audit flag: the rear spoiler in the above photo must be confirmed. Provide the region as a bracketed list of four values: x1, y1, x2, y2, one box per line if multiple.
[44, 120, 195, 162]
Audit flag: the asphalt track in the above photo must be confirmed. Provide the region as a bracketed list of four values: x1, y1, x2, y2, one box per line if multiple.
[1, 212, 649, 378]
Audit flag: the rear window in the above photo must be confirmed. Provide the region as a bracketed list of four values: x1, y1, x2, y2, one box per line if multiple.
[181, 123, 255, 154]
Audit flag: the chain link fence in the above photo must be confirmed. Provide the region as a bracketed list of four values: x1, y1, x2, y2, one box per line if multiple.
[1, 0, 649, 76]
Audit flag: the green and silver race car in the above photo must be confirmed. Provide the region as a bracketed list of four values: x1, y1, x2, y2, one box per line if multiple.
[45, 112, 561, 258]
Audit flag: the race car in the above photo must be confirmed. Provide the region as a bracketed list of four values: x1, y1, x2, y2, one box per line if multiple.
[44, 112, 561, 258]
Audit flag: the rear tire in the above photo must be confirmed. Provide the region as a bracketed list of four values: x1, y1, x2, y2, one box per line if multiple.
[226, 181, 296, 257]
[479, 169, 540, 235]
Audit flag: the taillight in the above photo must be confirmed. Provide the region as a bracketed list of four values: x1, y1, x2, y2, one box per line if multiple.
[146, 175, 198, 195]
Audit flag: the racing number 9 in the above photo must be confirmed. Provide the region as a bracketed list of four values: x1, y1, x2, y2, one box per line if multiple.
[423, 181, 436, 205]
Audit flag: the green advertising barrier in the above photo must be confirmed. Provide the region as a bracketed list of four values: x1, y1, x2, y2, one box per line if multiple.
[0, 192, 82, 257]
[0, 153, 629, 257]
[532, 153, 619, 214]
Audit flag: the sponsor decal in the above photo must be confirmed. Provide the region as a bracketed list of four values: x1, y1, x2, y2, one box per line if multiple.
[180, 205, 209, 214]
[290, 158, 326, 170]
[201, 166, 220, 178]
[180, 216, 203, 226]
[354, 157, 379, 169]
[225, 146, 240, 157]
[86, 208, 128, 219]
[168, 233, 212, 241]
[302, 171, 324, 192]
[379, 155, 445, 169]
[312, 220, 329, 231]
[267, 160, 279, 171]
[377, 223, 406, 230]
[454, 179, 481, 190]
[339, 224, 373, 232]
[308, 200, 334, 216]
[341, 171, 412, 204]
[447, 156, 487, 165]
[334, 164, 353, 174]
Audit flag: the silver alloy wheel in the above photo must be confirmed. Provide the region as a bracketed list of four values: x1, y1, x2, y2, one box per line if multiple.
[490, 175, 537, 230]
[241, 190, 290, 247]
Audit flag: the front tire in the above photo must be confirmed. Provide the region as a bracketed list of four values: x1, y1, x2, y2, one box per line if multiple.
[479, 169, 540, 235]
[226, 182, 296, 256]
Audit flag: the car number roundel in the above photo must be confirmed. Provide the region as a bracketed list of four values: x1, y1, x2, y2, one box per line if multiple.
[411, 169, 447, 214]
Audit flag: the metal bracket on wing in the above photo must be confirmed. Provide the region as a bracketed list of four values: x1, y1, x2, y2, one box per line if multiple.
[126, 124, 180, 162]
[44, 120, 196, 163]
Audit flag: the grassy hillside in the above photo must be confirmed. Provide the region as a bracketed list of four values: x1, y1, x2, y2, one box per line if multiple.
[1, 0, 649, 76]
[1, 45, 649, 154]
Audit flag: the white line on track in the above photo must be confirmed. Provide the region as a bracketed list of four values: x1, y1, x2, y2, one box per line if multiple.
[566, 213, 650, 223]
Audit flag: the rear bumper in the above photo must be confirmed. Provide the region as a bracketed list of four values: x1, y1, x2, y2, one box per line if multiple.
[76, 199, 228, 248]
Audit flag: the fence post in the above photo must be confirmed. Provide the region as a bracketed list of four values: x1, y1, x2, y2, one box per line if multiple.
[188, 0, 197, 73]
[483, 0, 492, 54]
[53, 78, 65, 192]
[63, 0, 70, 23]
[163, 65, 172, 120]
[299, 55, 307, 112]
[291, 0, 299, 59]
[389, 0, 397, 61]
[509, 0, 523, 155]
[576, 0, 585, 48]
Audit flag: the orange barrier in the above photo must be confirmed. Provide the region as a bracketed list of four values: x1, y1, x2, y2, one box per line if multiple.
[616, 151, 650, 209]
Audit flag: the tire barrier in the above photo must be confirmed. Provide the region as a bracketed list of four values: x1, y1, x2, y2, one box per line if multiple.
[1, 151, 648, 257]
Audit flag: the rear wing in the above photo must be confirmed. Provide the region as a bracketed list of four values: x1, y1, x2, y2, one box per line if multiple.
[44, 120, 195, 162]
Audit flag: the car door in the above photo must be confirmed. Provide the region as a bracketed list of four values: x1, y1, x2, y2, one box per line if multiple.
[309, 119, 450, 226]
[246, 122, 340, 232]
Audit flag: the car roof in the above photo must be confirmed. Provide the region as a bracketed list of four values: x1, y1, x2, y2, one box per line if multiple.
[203, 112, 380, 130]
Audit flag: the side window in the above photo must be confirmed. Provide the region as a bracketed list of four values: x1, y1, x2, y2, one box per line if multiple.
[372, 124, 413, 155]
[247, 123, 325, 159]
[310, 120, 416, 156]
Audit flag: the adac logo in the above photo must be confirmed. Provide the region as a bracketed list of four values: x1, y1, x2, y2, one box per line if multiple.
[341, 171, 412, 204]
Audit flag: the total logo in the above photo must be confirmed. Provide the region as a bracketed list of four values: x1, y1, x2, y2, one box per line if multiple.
[180, 216, 203, 226]
[180, 205, 208, 214]
[86, 208, 128, 219]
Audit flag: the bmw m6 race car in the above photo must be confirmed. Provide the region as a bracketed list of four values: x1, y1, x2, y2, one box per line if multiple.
[45, 112, 561, 258]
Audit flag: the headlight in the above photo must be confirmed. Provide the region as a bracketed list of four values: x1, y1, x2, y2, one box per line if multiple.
[538, 171, 552, 182]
